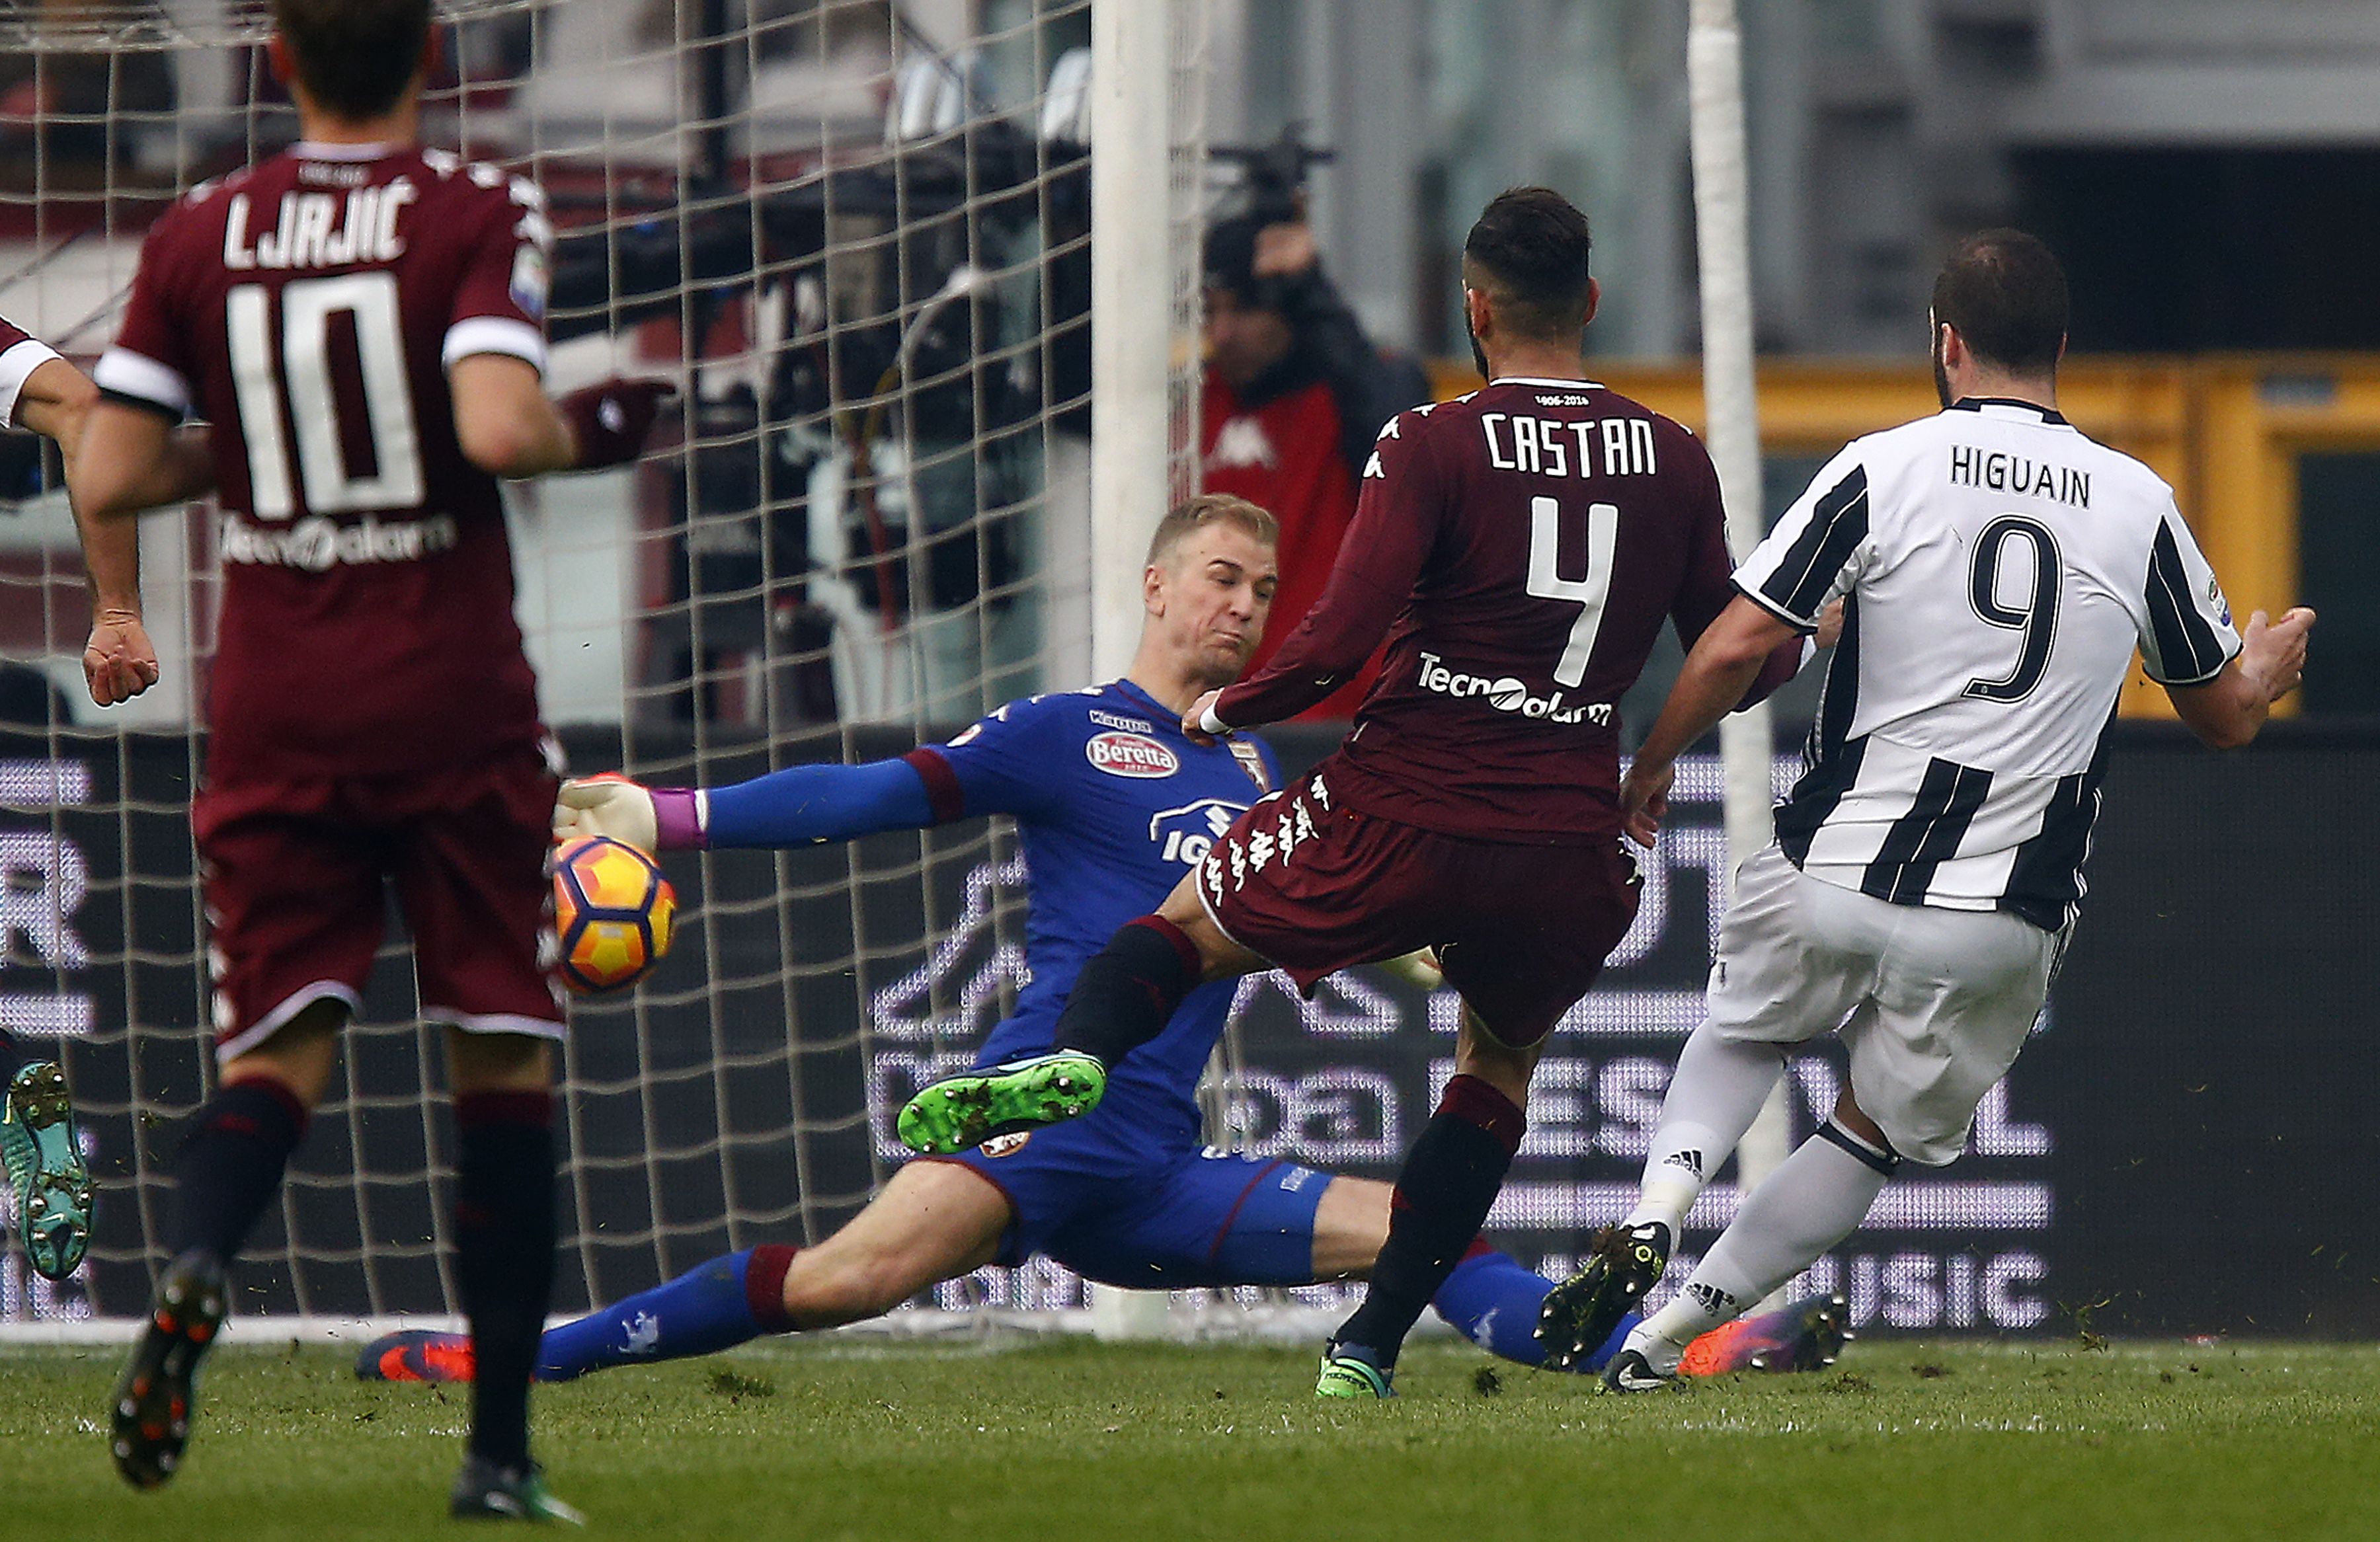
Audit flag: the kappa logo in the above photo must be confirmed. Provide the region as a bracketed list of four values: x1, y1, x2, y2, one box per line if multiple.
[1207, 416, 1277, 471]
[1086, 731, 1180, 779]
[623, 1311, 660, 1356]
[978, 1130, 1031, 1158]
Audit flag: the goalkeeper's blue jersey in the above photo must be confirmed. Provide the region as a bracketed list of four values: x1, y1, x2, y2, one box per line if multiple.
[905, 679, 1281, 1150]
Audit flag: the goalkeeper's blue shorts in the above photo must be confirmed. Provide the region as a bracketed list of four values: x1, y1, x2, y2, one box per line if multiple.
[924, 1104, 1331, 1289]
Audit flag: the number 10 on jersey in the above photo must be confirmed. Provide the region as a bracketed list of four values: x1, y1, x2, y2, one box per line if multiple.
[1527, 496, 1617, 687]
[227, 272, 425, 520]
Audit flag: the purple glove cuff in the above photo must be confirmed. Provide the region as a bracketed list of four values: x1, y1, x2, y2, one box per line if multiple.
[650, 788, 707, 850]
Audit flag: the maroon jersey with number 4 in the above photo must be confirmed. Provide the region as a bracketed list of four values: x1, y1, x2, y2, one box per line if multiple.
[1216, 375, 1773, 844]
[96, 140, 555, 784]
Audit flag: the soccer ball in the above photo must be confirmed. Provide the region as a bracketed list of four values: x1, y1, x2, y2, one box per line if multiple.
[552, 836, 676, 993]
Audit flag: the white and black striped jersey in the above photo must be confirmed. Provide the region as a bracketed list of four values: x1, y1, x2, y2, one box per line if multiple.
[1737, 397, 2240, 930]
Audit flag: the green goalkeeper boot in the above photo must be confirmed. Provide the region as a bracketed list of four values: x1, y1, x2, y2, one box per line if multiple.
[2, 1060, 93, 1280]
[895, 1052, 1107, 1155]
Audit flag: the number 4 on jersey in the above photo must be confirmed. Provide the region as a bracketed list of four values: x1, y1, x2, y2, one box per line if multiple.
[1527, 496, 1618, 687]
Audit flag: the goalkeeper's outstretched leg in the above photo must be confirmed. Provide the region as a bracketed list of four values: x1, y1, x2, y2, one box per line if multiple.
[360, 1142, 1846, 1392]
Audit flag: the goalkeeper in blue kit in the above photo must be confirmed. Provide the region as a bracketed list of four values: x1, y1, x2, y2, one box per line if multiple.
[361, 495, 1843, 1390]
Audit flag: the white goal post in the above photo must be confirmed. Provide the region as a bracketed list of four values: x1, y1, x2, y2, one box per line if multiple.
[1686, 0, 1794, 1244]
[0, 0, 1231, 1342]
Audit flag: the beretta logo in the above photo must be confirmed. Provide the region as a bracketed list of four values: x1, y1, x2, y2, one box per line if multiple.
[1086, 731, 1180, 779]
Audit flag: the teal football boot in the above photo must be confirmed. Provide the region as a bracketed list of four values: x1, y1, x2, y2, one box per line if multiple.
[2, 1060, 93, 1280]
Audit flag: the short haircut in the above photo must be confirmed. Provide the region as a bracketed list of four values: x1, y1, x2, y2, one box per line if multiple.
[1146, 493, 1278, 567]
[273, 0, 433, 122]
[1931, 230, 2069, 373]
[1461, 187, 1595, 342]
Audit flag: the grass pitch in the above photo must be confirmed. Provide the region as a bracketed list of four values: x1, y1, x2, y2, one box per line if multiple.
[7, 1335, 2376, 1541]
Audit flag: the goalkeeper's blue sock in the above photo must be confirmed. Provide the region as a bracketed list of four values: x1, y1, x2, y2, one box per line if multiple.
[536, 1243, 798, 1381]
[1433, 1239, 1636, 1372]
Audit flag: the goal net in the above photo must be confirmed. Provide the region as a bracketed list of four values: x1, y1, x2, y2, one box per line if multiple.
[0, 0, 1232, 1334]
[0, 1, 2057, 1345]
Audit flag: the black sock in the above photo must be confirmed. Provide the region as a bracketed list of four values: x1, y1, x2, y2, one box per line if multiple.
[1052, 916, 1201, 1068]
[166, 1079, 309, 1262]
[1335, 1075, 1525, 1366]
[454, 1089, 558, 1473]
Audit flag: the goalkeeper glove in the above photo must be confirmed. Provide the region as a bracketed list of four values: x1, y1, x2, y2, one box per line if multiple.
[553, 774, 660, 853]
[559, 378, 672, 471]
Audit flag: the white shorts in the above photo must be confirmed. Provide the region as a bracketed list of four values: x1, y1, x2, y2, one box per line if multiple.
[1704, 845, 2060, 1167]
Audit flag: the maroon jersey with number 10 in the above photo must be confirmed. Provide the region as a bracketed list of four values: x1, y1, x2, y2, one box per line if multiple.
[1215, 375, 1774, 844]
[95, 140, 554, 785]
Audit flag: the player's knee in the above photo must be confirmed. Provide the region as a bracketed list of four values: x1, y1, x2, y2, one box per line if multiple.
[447, 1029, 551, 1094]
[1452, 1010, 1541, 1101]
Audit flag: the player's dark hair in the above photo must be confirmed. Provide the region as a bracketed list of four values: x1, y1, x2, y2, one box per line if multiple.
[273, 0, 433, 122]
[1931, 229, 2069, 373]
[1146, 493, 1278, 566]
[1461, 187, 1594, 342]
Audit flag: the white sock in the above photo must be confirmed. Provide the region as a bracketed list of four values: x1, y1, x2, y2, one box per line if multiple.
[1628, 1122, 1893, 1371]
[1626, 1028, 1787, 1235]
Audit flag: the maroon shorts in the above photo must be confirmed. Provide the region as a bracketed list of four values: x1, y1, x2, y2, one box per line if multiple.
[193, 742, 564, 1060]
[1195, 762, 1642, 1048]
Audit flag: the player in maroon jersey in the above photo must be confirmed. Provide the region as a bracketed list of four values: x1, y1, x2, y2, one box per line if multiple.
[898, 188, 1802, 1395]
[0, 319, 209, 1283]
[70, 0, 664, 1518]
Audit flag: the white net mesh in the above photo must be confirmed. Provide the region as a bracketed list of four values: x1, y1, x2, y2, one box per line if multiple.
[0, 0, 1218, 1327]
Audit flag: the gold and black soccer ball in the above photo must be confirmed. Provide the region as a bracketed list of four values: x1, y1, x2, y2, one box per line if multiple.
[551, 835, 675, 993]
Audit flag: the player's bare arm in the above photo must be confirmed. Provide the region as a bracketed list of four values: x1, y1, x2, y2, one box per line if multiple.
[11, 351, 206, 486]
[1619, 593, 1802, 847]
[45, 369, 209, 707]
[13, 354, 95, 456]
[22, 356, 146, 707]
[449, 356, 670, 480]
[450, 355, 575, 477]
[2166, 605, 2314, 750]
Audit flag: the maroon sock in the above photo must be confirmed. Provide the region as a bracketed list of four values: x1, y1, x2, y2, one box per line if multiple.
[454, 1089, 557, 1472]
[745, 1243, 799, 1333]
[166, 1077, 309, 1262]
[1052, 915, 1203, 1067]
[1335, 1075, 1525, 1366]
